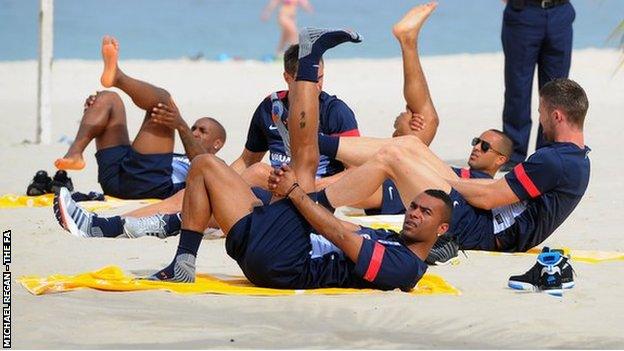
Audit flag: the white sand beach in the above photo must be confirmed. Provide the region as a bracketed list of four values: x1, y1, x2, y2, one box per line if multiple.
[2, 48, 624, 348]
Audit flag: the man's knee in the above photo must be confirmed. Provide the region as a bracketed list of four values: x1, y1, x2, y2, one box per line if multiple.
[190, 154, 221, 170]
[393, 134, 427, 152]
[95, 90, 123, 107]
[375, 144, 410, 168]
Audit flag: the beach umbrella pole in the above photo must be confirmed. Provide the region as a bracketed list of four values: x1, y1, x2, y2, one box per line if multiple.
[37, 0, 53, 144]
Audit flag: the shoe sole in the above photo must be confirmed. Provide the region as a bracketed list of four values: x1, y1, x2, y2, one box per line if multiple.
[55, 188, 87, 238]
[508, 280, 575, 291]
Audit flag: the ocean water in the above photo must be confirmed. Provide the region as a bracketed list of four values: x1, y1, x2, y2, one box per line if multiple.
[1, 0, 623, 61]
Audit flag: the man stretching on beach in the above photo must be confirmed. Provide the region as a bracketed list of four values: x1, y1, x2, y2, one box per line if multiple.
[56, 27, 453, 291]
[54, 36, 226, 199]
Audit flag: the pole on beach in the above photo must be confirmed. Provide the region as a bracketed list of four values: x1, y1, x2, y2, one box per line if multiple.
[37, 0, 53, 144]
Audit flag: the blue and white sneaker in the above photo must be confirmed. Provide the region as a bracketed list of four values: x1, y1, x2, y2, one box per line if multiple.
[53, 187, 99, 238]
[508, 247, 575, 296]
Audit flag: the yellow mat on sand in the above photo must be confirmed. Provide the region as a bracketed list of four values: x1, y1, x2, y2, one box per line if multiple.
[346, 215, 624, 264]
[0, 193, 160, 210]
[19, 265, 460, 297]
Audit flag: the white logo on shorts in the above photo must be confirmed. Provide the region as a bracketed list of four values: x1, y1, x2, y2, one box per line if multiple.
[453, 201, 459, 207]
[388, 186, 394, 201]
[269, 125, 278, 130]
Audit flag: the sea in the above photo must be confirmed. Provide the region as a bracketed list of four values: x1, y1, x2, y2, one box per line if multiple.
[1, 0, 623, 61]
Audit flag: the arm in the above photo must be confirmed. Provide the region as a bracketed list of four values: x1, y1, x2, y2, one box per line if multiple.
[447, 177, 519, 210]
[261, 0, 280, 20]
[269, 164, 363, 262]
[151, 99, 206, 160]
[230, 148, 266, 174]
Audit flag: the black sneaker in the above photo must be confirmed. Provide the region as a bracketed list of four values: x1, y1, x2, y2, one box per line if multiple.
[426, 232, 460, 265]
[26, 170, 52, 196]
[49, 170, 74, 193]
[508, 247, 574, 296]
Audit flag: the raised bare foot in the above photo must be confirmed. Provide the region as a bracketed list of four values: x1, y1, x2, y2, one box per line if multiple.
[392, 2, 438, 43]
[54, 154, 85, 171]
[100, 35, 120, 88]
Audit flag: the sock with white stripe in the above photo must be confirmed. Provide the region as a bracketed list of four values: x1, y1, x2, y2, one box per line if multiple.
[296, 27, 362, 82]
[149, 229, 202, 282]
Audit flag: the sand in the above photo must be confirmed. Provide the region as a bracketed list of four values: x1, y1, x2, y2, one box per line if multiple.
[1, 48, 624, 348]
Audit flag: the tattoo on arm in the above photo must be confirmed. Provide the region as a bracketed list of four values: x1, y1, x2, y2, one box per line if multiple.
[299, 111, 306, 129]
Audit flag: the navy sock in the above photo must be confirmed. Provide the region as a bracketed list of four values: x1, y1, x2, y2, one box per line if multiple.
[91, 215, 124, 238]
[176, 229, 203, 256]
[163, 213, 182, 237]
[318, 134, 340, 159]
[296, 28, 362, 82]
[316, 189, 336, 212]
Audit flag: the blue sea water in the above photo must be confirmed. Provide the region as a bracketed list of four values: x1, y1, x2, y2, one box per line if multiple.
[1, 0, 622, 61]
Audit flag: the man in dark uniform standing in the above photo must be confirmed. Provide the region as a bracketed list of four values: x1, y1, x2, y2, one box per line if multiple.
[501, 0, 575, 170]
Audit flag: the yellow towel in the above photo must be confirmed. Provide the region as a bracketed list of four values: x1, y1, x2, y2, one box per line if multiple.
[0, 193, 160, 210]
[345, 215, 624, 264]
[19, 265, 461, 297]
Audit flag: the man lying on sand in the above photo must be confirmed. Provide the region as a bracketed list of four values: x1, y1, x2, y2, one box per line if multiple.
[57, 27, 453, 291]
[54, 36, 226, 199]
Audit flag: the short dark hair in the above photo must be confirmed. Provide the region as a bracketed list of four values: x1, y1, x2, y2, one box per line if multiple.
[199, 117, 226, 143]
[423, 189, 453, 223]
[487, 129, 513, 158]
[539, 78, 588, 130]
[284, 44, 299, 76]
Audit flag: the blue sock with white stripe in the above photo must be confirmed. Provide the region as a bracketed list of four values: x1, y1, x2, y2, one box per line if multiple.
[296, 28, 362, 82]
[91, 215, 124, 238]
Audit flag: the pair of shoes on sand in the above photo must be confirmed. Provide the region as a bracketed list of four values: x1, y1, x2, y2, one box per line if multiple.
[26, 170, 74, 196]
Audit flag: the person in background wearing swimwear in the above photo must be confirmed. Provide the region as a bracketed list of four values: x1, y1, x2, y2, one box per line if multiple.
[261, 0, 314, 57]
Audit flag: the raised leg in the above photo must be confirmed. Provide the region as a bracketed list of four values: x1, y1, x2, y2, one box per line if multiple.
[392, 1, 440, 146]
[100, 35, 175, 155]
[326, 143, 452, 209]
[55, 91, 130, 170]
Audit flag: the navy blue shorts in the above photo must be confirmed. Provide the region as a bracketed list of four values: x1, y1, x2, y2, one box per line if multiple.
[226, 188, 355, 289]
[449, 189, 496, 251]
[364, 179, 406, 215]
[95, 145, 184, 199]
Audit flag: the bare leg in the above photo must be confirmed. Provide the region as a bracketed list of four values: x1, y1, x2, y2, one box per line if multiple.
[288, 80, 321, 192]
[55, 91, 130, 170]
[99, 35, 174, 155]
[181, 154, 262, 236]
[392, 2, 439, 146]
[122, 162, 273, 218]
[326, 143, 452, 209]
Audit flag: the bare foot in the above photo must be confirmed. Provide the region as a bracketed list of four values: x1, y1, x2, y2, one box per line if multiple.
[100, 35, 120, 88]
[392, 2, 438, 43]
[55, 154, 85, 171]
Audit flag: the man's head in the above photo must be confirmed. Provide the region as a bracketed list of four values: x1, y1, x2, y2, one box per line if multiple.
[401, 189, 452, 243]
[283, 44, 325, 91]
[538, 78, 588, 142]
[467, 129, 513, 175]
[191, 117, 226, 154]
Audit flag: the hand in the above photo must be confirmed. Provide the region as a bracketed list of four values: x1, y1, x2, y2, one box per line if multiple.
[392, 107, 426, 137]
[83, 93, 98, 111]
[150, 97, 184, 130]
[268, 164, 298, 197]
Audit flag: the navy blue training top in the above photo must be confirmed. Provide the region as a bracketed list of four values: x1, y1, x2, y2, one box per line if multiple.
[496, 142, 591, 251]
[245, 90, 359, 177]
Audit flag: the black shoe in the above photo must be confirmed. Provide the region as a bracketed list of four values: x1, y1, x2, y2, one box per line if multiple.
[500, 161, 519, 173]
[26, 170, 52, 196]
[426, 232, 460, 265]
[50, 170, 74, 193]
[508, 247, 574, 296]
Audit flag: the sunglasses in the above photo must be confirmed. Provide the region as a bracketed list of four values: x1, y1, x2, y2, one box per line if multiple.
[471, 137, 506, 156]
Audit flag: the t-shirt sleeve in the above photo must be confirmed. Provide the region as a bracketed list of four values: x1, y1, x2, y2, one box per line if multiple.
[505, 149, 563, 201]
[244, 101, 270, 152]
[325, 100, 360, 137]
[353, 238, 423, 291]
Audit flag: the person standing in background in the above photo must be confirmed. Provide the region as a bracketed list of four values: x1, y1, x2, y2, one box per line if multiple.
[501, 0, 575, 171]
[261, 0, 314, 57]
